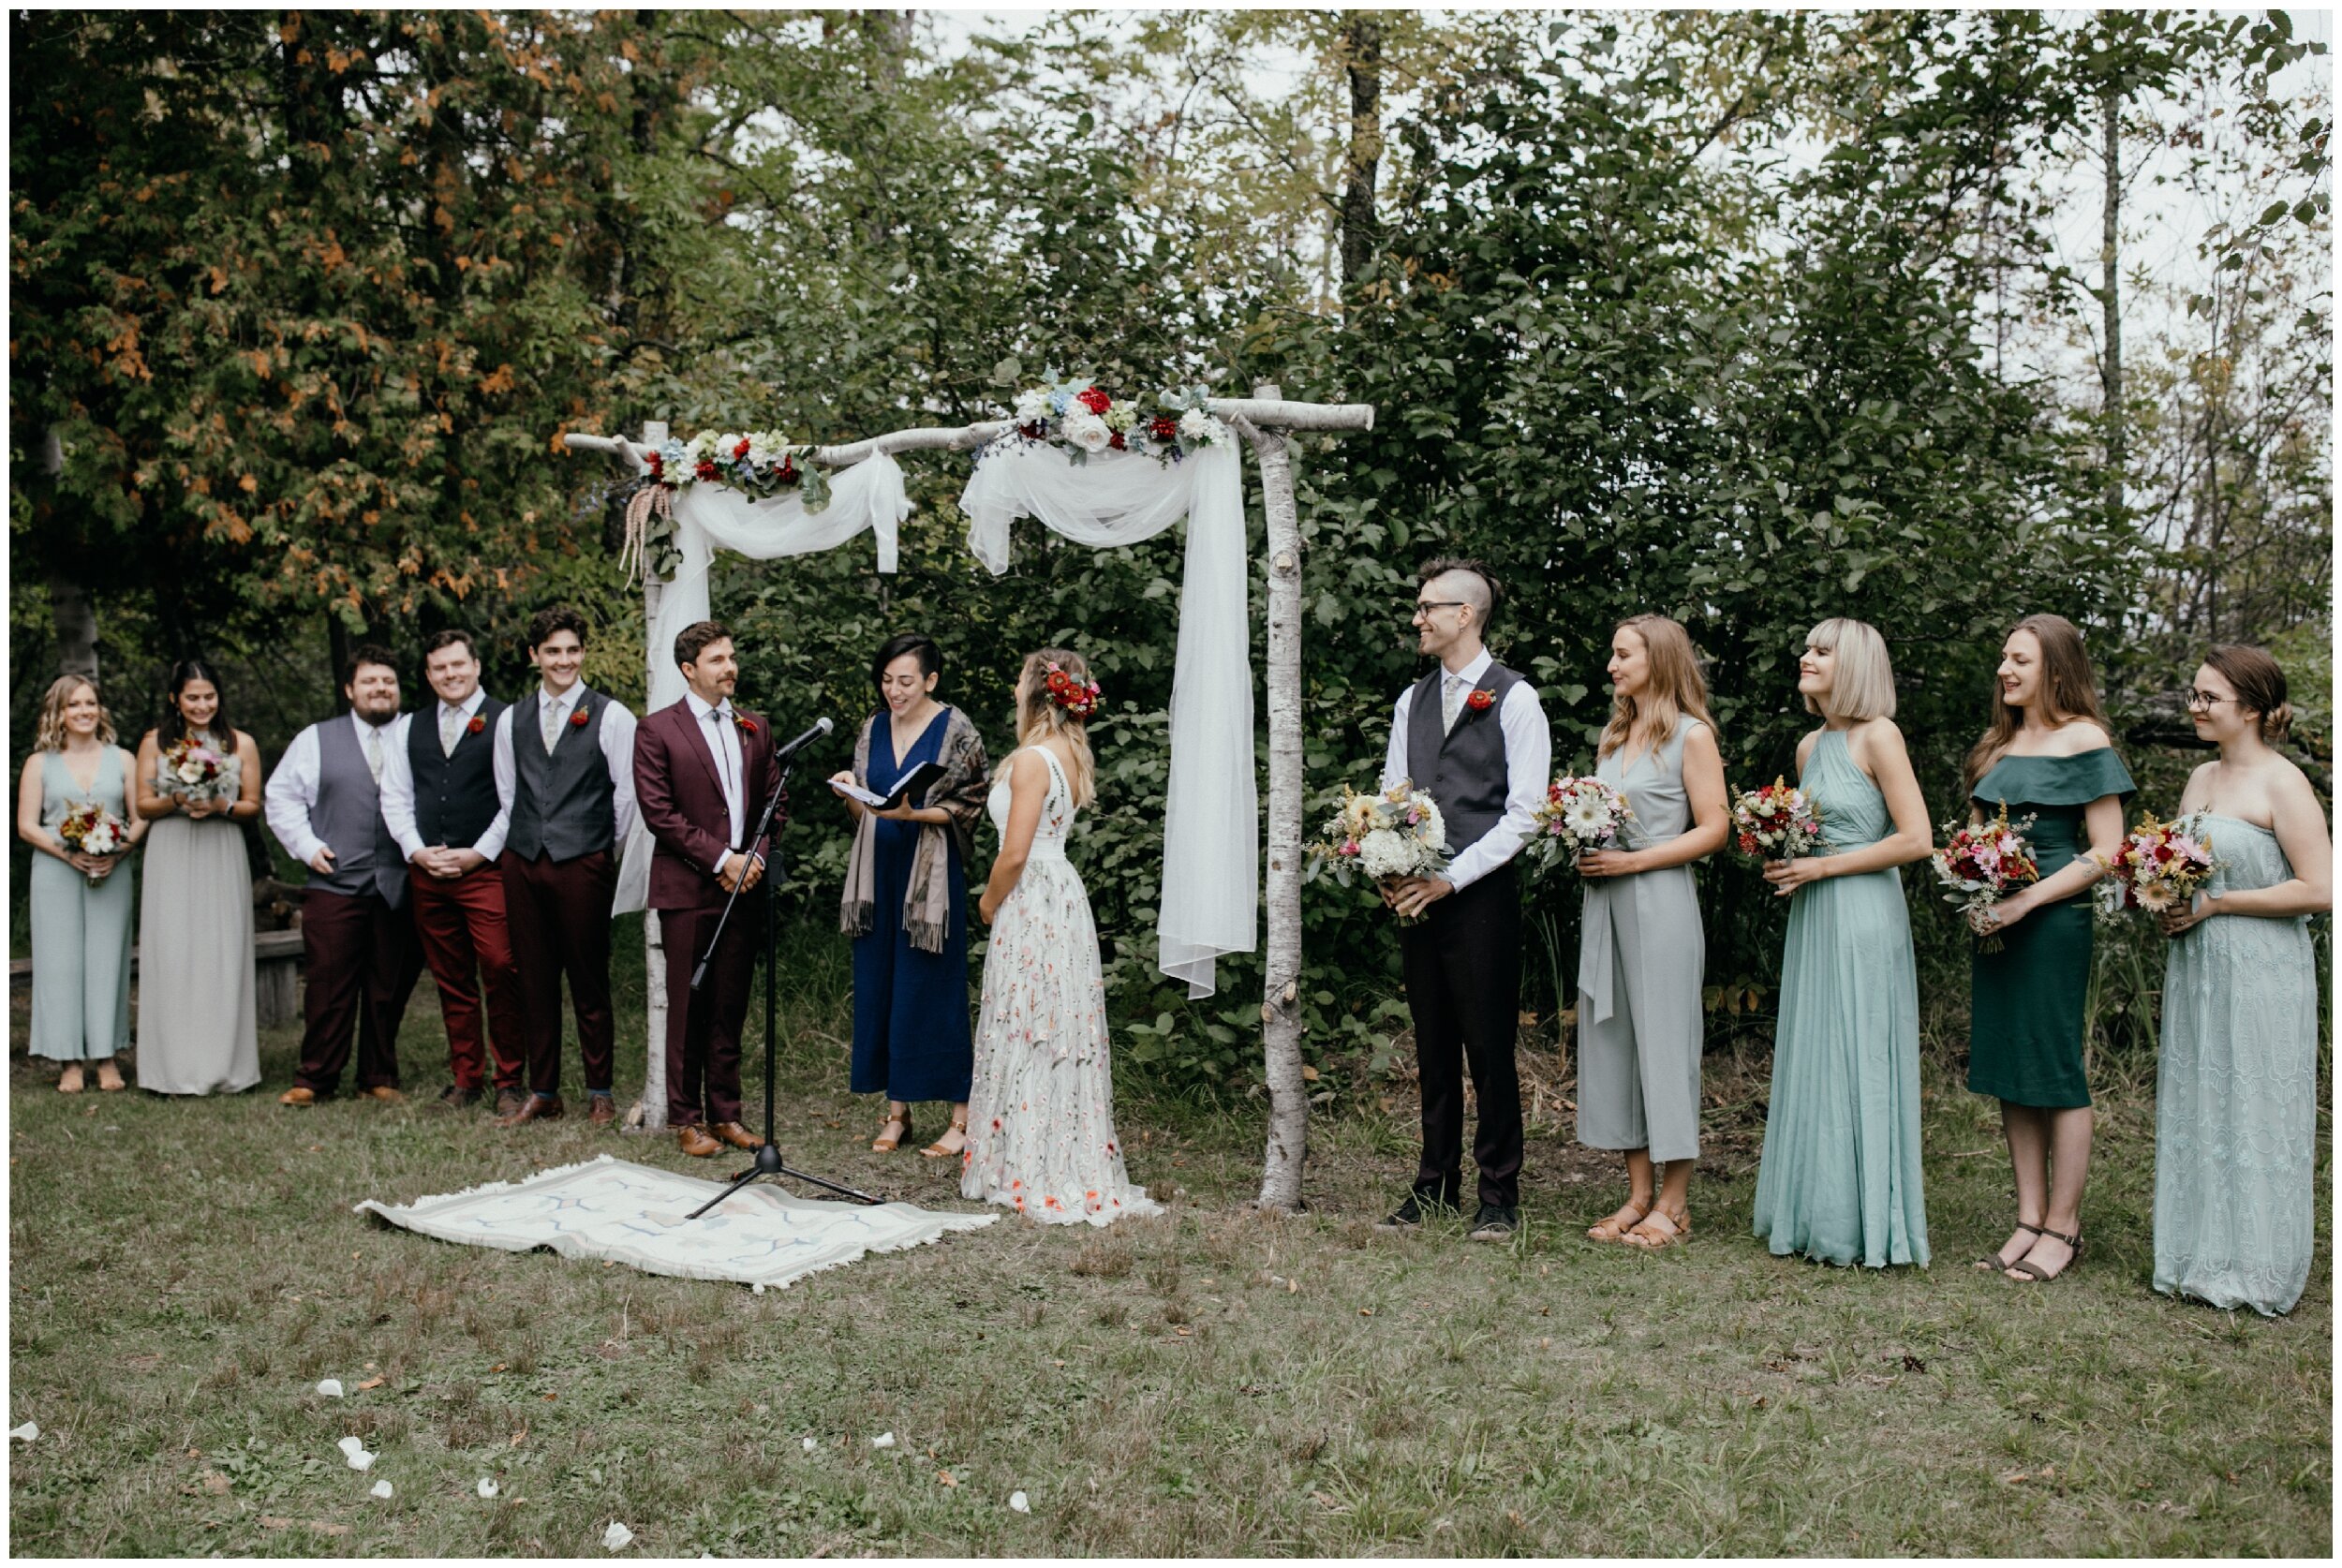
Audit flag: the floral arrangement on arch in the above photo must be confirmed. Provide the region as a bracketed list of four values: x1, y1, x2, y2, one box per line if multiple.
[988, 376, 1229, 466]
[619, 428, 830, 583]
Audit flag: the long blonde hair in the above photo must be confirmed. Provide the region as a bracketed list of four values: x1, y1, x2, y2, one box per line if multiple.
[1963, 613, 2115, 791]
[1599, 614, 1717, 761]
[33, 675, 115, 752]
[1004, 647, 1097, 808]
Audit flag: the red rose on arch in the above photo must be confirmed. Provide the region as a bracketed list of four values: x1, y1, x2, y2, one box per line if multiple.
[1466, 688, 1497, 712]
[694, 460, 719, 481]
[1149, 415, 1178, 442]
[645, 451, 664, 478]
[570, 706, 591, 728]
[1077, 386, 1112, 415]
[733, 438, 751, 461]
[1107, 431, 1126, 451]
[466, 714, 487, 735]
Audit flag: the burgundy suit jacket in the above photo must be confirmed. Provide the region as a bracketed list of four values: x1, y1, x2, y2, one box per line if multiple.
[633, 699, 778, 912]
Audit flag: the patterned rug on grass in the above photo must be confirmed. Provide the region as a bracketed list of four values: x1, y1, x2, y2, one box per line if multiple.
[357, 1154, 997, 1289]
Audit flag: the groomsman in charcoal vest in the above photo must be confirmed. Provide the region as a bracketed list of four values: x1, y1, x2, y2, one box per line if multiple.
[264, 644, 425, 1104]
[493, 605, 639, 1128]
[1374, 558, 1550, 1241]
[633, 620, 777, 1157]
[378, 629, 525, 1114]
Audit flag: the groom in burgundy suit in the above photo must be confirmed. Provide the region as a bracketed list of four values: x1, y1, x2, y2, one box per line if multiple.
[632, 620, 778, 1157]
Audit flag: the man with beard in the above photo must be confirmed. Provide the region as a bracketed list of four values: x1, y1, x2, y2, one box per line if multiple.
[264, 644, 423, 1103]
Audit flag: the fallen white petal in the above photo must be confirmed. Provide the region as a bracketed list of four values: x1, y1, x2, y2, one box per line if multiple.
[317, 1379, 345, 1398]
[370, 1480, 393, 1500]
[1009, 1490, 1030, 1514]
[870, 1432, 896, 1450]
[477, 1477, 499, 1499]
[336, 1436, 365, 1457]
[347, 1449, 377, 1472]
[603, 1521, 635, 1550]
[752, 1283, 765, 1295]
[8, 1423, 37, 1443]
[801, 1437, 818, 1453]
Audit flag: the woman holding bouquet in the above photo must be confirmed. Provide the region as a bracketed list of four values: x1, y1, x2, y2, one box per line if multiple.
[132, 659, 263, 1095]
[831, 633, 990, 1159]
[16, 675, 146, 1090]
[2152, 646, 2328, 1315]
[1750, 619, 1934, 1268]
[960, 649, 1159, 1225]
[1964, 614, 2132, 1284]
[1577, 614, 1729, 1250]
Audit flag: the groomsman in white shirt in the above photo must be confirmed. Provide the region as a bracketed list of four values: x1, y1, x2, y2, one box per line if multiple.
[493, 606, 640, 1128]
[263, 644, 423, 1104]
[378, 629, 525, 1113]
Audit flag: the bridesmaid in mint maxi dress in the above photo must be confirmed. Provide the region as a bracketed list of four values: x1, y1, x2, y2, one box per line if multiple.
[1962, 614, 2132, 1286]
[1751, 619, 1934, 1268]
[2152, 645, 2330, 1316]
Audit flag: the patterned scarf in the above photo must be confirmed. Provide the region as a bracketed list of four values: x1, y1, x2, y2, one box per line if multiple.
[839, 704, 990, 954]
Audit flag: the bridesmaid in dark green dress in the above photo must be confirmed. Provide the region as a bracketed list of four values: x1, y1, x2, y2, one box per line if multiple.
[1961, 614, 2132, 1285]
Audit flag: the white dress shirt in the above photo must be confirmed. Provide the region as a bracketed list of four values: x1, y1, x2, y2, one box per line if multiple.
[1380, 646, 1552, 892]
[682, 689, 749, 871]
[490, 682, 642, 850]
[265, 710, 412, 867]
[378, 688, 509, 862]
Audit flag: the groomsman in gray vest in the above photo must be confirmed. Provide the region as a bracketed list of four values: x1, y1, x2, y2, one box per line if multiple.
[1375, 558, 1550, 1241]
[264, 644, 424, 1104]
[493, 606, 639, 1128]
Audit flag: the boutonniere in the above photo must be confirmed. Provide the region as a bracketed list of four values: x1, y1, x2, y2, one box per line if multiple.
[569, 704, 591, 729]
[1466, 688, 1497, 712]
[734, 714, 757, 737]
[466, 714, 487, 735]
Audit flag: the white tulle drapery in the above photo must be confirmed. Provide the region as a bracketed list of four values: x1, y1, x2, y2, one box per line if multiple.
[612, 455, 912, 915]
[959, 439, 1256, 998]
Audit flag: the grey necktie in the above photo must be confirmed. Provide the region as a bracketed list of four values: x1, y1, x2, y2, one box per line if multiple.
[541, 696, 561, 754]
[1441, 673, 1468, 734]
[439, 705, 464, 757]
[363, 724, 385, 783]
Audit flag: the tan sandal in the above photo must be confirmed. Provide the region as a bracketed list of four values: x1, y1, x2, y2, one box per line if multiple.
[1621, 1206, 1691, 1250]
[871, 1106, 912, 1153]
[1587, 1200, 1651, 1243]
[921, 1112, 971, 1160]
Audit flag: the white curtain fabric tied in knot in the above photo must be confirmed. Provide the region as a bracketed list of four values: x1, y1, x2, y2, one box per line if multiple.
[958, 439, 1257, 998]
[610, 453, 912, 916]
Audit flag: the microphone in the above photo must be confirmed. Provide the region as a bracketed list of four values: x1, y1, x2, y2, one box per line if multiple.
[771, 716, 833, 762]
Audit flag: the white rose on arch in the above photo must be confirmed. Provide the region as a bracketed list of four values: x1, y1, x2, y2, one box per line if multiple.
[1062, 410, 1114, 453]
[1014, 389, 1051, 423]
[1178, 407, 1224, 446]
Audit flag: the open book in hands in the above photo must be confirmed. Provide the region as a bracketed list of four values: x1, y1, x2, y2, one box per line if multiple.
[830, 761, 947, 813]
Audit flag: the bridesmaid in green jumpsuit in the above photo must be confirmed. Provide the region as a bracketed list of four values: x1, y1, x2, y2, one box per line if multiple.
[1962, 614, 2132, 1285]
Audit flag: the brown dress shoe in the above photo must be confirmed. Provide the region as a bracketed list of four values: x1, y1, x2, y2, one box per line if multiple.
[710, 1120, 766, 1152]
[277, 1086, 317, 1107]
[363, 1085, 405, 1102]
[493, 1087, 528, 1119]
[675, 1123, 721, 1158]
[586, 1094, 617, 1127]
[497, 1094, 564, 1128]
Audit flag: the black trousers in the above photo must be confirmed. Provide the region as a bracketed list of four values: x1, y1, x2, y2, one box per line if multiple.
[1398, 863, 1524, 1209]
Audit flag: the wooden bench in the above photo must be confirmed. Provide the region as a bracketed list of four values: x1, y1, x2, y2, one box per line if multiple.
[9, 926, 307, 1028]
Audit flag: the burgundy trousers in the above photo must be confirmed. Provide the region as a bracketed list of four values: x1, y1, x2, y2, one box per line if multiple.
[499, 848, 618, 1096]
[408, 862, 526, 1092]
[657, 901, 758, 1127]
[296, 887, 422, 1096]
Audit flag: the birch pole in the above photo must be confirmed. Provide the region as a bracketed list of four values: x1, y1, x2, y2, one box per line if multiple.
[634, 421, 670, 1132]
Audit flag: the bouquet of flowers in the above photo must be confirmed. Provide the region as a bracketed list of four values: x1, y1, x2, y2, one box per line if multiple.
[160, 737, 235, 803]
[646, 430, 832, 510]
[1306, 780, 1449, 914]
[1731, 776, 1824, 863]
[2093, 811, 2222, 921]
[1527, 775, 1639, 871]
[57, 802, 129, 886]
[1933, 802, 2041, 952]
[986, 376, 1229, 466]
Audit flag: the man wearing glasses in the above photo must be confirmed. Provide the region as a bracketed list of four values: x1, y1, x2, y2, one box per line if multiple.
[1374, 557, 1551, 1242]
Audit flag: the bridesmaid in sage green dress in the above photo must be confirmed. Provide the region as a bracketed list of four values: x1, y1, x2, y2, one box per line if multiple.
[1962, 614, 2132, 1286]
[14, 676, 146, 1091]
[1751, 619, 1935, 1268]
[2153, 645, 2330, 1316]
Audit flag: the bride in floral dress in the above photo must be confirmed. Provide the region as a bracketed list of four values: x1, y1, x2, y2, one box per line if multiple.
[961, 649, 1161, 1225]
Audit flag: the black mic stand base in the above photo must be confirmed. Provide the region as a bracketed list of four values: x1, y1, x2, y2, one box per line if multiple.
[684, 1142, 885, 1220]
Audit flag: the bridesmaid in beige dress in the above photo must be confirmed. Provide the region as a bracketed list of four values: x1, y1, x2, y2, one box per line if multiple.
[133, 659, 263, 1095]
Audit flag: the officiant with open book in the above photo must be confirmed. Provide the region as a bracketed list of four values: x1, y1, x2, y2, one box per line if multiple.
[833, 633, 992, 1161]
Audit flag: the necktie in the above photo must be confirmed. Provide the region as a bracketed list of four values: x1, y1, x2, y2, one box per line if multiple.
[439, 706, 463, 757]
[541, 696, 561, 754]
[363, 724, 385, 783]
[1441, 673, 1468, 734]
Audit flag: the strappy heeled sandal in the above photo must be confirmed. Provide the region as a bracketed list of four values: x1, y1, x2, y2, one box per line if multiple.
[1976, 1221, 2043, 1273]
[1621, 1206, 1691, 1250]
[920, 1112, 971, 1161]
[1587, 1200, 1652, 1243]
[871, 1107, 913, 1153]
[2005, 1227, 2083, 1283]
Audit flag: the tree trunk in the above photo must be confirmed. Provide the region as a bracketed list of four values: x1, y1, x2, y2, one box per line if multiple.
[636, 421, 671, 1132]
[40, 428, 97, 682]
[1338, 14, 1384, 288]
[1248, 382, 1310, 1213]
[2100, 80, 2124, 528]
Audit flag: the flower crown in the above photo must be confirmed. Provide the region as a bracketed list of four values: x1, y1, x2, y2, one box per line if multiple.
[1042, 662, 1103, 720]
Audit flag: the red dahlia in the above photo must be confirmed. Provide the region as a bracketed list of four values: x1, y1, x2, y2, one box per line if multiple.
[1077, 386, 1112, 414]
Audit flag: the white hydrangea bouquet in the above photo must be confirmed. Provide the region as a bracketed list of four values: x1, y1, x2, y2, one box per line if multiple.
[1307, 778, 1449, 920]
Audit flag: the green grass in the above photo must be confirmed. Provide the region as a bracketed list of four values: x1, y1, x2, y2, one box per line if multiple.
[8, 918, 2330, 1556]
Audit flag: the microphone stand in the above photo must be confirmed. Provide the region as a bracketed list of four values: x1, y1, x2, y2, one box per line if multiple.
[688, 734, 883, 1220]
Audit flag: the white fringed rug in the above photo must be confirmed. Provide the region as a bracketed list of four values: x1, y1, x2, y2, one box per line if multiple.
[357, 1154, 996, 1288]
